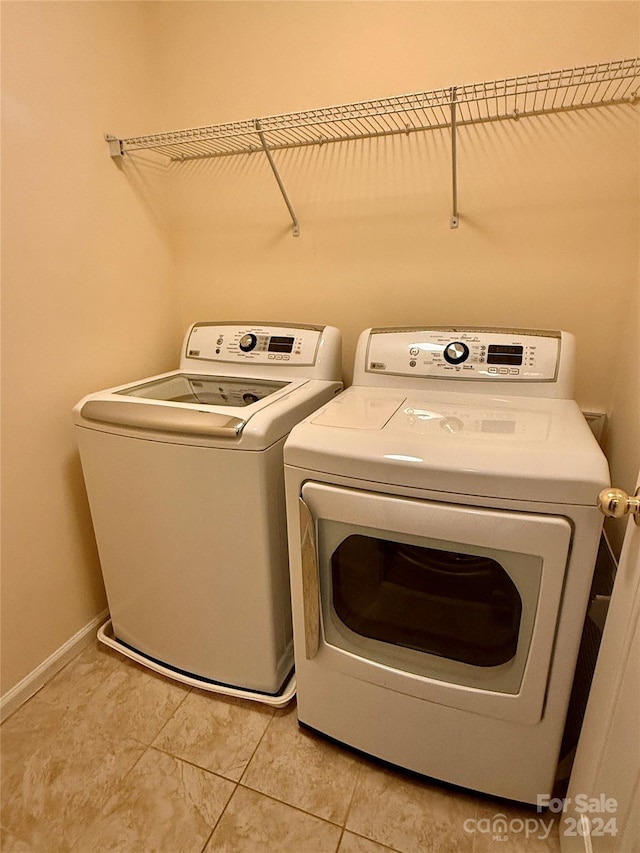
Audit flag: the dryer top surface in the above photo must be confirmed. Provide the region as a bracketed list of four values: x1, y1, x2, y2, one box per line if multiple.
[284, 386, 610, 505]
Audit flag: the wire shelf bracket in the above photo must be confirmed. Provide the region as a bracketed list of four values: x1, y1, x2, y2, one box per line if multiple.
[106, 57, 639, 234]
[450, 87, 460, 229]
[255, 119, 300, 237]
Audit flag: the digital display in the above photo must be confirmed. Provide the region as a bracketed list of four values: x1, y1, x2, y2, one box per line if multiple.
[268, 336, 295, 354]
[487, 345, 523, 366]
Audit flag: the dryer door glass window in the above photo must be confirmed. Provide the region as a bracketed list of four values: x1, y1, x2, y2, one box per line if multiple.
[331, 535, 522, 668]
[316, 517, 545, 695]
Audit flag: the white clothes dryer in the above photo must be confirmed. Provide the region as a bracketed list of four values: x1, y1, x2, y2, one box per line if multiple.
[284, 326, 609, 801]
[74, 322, 342, 706]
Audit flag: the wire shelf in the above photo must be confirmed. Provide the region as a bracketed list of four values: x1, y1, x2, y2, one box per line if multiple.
[109, 58, 639, 162]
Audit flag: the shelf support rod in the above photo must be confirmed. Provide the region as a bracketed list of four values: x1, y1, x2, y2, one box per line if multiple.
[450, 88, 459, 229]
[254, 119, 300, 237]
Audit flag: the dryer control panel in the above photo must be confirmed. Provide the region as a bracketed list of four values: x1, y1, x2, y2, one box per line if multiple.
[184, 323, 323, 366]
[365, 327, 562, 382]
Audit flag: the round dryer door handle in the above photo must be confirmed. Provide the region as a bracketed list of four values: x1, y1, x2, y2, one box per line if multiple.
[598, 487, 640, 526]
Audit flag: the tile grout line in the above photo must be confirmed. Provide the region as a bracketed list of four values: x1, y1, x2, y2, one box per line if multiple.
[235, 700, 280, 786]
[150, 740, 246, 785]
[341, 758, 365, 831]
[148, 681, 194, 746]
[339, 760, 408, 853]
[198, 777, 239, 853]
[233, 698, 352, 829]
[69, 657, 196, 848]
[154, 690, 279, 851]
[233, 783, 349, 831]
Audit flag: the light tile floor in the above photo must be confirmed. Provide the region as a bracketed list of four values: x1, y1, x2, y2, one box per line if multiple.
[2, 640, 563, 852]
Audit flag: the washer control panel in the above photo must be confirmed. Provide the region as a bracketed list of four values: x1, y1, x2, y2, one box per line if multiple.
[366, 328, 561, 382]
[185, 323, 322, 366]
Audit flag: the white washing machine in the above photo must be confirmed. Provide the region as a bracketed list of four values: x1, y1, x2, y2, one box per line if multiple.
[74, 322, 342, 706]
[284, 326, 610, 801]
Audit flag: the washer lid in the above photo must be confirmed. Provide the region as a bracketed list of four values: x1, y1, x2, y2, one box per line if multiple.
[114, 373, 288, 408]
[74, 370, 342, 449]
[284, 387, 610, 505]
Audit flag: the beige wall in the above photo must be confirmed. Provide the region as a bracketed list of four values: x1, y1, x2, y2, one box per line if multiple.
[151, 0, 639, 402]
[2, 1, 639, 698]
[1, 2, 182, 696]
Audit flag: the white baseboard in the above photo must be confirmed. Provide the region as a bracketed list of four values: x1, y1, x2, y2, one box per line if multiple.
[0, 609, 109, 723]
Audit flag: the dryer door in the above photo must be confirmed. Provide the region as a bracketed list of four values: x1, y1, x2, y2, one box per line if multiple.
[299, 482, 572, 725]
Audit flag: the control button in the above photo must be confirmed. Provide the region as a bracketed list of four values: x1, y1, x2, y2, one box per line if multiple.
[268, 354, 275, 359]
[409, 347, 419, 356]
[499, 368, 509, 374]
[488, 367, 498, 374]
[443, 341, 470, 365]
[509, 368, 520, 375]
[409, 360, 417, 367]
[239, 333, 258, 352]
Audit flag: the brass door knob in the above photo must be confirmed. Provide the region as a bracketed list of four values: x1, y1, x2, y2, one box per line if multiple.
[598, 488, 640, 525]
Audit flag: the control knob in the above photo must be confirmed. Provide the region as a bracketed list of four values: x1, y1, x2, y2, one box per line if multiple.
[239, 333, 258, 352]
[443, 341, 469, 364]
[440, 416, 464, 433]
